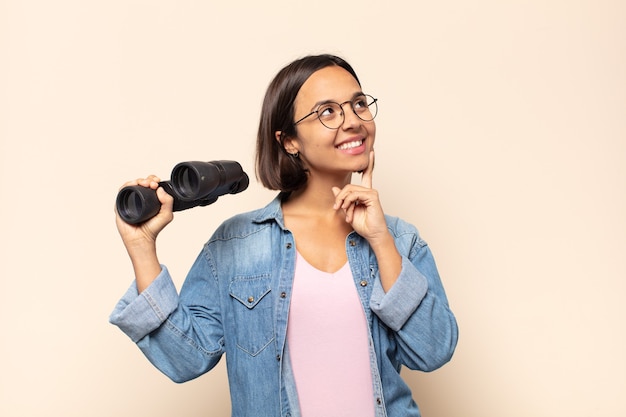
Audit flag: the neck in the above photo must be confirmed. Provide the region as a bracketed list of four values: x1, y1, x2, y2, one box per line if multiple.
[283, 172, 352, 214]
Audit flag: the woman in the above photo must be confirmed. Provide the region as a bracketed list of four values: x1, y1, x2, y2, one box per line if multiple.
[110, 54, 458, 417]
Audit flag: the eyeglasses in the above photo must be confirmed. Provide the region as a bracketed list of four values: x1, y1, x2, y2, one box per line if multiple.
[294, 94, 378, 129]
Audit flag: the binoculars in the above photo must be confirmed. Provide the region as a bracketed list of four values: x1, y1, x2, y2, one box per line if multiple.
[116, 160, 249, 225]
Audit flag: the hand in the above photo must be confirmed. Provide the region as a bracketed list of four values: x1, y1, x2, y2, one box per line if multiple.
[331, 151, 389, 242]
[114, 175, 174, 250]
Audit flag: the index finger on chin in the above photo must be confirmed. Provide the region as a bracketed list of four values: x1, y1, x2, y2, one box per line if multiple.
[361, 150, 375, 188]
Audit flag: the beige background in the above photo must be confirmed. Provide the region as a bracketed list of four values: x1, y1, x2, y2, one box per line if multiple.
[1, 0, 625, 416]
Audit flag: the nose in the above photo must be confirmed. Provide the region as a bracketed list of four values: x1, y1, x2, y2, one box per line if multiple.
[340, 101, 361, 129]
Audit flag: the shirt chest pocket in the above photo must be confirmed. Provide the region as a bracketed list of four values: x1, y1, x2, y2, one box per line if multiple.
[228, 275, 275, 356]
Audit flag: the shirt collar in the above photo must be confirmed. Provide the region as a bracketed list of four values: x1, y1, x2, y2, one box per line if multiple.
[252, 193, 286, 229]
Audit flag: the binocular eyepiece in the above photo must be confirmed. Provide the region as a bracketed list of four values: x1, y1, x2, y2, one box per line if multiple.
[116, 160, 249, 225]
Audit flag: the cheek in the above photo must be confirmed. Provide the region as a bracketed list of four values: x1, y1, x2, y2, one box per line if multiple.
[368, 123, 377, 146]
[302, 129, 338, 151]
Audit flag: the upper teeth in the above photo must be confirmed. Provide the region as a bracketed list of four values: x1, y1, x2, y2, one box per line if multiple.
[337, 140, 363, 150]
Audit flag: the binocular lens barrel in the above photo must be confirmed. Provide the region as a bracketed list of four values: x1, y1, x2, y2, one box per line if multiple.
[171, 162, 221, 201]
[116, 185, 160, 225]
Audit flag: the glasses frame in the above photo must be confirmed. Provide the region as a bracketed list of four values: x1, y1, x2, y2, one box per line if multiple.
[294, 94, 378, 130]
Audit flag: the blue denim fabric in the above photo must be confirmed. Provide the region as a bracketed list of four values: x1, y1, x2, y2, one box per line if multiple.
[110, 196, 458, 417]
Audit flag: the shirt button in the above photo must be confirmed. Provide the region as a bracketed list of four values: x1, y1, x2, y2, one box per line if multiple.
[376, 397, 382, 405]
[276, 354, 281, 361]
[247, 296, 254, 303]
[286, 242, 292, 249]
[349, 240, 356, 246]
[280, 292, 287, 298]
[360, 280, 368, 287]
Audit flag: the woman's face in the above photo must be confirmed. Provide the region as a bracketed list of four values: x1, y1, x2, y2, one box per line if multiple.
[285, 65, 376, 177]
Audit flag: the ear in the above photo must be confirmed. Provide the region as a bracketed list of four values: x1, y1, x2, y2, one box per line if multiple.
[275, 131, 299, 155]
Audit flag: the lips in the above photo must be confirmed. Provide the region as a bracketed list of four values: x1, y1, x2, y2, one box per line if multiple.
[336, 139, 364, 150]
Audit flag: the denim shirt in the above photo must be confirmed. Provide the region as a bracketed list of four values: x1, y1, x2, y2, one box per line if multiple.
[110, 196, 458, 417]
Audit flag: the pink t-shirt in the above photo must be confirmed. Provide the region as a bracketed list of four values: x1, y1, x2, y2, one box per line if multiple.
[286, 251, 375, 417]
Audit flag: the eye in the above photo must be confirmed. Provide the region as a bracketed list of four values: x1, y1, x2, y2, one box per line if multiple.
[318, 103, 339, 119]
[353, 96, 368, 111]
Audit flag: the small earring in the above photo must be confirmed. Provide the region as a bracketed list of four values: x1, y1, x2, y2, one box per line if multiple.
[290, 151, 299, 158]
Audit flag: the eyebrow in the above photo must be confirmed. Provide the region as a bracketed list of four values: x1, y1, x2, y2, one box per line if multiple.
[309, 91, 365, 110]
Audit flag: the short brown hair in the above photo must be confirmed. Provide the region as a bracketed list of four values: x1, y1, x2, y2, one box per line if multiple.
[255, 54, 361, 192]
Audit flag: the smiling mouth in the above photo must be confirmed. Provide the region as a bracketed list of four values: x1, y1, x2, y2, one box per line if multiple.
[336, 140, 364, 150]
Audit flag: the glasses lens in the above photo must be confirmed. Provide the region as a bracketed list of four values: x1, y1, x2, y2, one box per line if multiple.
[353, 94, 377, 122]
[317, 103, 343, 129]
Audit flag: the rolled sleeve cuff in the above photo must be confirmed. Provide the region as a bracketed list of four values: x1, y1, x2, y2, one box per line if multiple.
[370, 257, 428, 331]
[109, 265, 179, 343]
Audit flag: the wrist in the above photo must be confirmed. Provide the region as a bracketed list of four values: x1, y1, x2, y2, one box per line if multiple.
[367, 230, 395, 251]
[124, 238, 157, 259]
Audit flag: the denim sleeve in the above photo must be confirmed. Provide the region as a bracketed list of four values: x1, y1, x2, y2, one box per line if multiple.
[109, 254, 225, 383]
[369, 256, 428, 331]
[109, 265, 179, 343]
[369, 225, 459, 372]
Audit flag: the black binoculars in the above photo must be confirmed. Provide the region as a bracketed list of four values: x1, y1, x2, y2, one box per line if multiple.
[116, 160, 249, 225]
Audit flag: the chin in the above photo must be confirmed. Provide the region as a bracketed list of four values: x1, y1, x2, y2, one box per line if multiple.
[353, 163, 368, 174]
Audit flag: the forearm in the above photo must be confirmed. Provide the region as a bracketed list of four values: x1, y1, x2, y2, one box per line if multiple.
[125, 241, 162, 293]
[368, 231, 402, 292]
